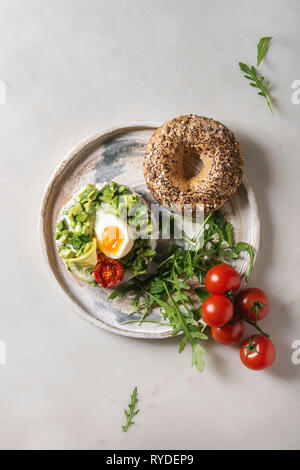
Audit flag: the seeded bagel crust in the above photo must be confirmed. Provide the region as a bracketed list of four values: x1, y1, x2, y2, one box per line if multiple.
[143, 114, 244, 213]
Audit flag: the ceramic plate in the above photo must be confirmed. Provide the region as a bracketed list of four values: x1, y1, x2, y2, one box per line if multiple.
[39, 121, 260, 339]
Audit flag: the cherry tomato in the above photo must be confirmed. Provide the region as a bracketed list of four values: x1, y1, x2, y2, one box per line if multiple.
[94, 258, 123, 288]
[205, 264, 241, 295]
[211, 317, 244, 345]
[240, 335, 276, 370]
[235, 288, 269, 321]
[201, 295, 234, 327]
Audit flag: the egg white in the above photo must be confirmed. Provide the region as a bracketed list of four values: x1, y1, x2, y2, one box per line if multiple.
[94, 210, 134, 259]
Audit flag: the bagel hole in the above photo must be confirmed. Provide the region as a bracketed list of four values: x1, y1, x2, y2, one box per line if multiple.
[183, 152, 204, 179]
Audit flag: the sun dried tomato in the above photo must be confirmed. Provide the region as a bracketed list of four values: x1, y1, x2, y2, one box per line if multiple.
[94, 258, 123, 288]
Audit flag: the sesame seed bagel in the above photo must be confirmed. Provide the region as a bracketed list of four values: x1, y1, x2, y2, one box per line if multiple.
[143, 115, 243, 213]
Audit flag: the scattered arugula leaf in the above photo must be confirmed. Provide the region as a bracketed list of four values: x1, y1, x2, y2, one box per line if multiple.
[257, 36, 272, 65]
[239, 62, 274, 114]
[122, 386, 140, 432]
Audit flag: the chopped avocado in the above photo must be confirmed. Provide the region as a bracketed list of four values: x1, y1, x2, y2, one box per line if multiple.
[118, 186, 131, 195]
[68, 204, 83, 223]
[56, 218, 68, 231]
[59, 247, 76, 259]
[81, 234, 92, 243]
[68, 234, 83, 251]
[79, 184, 96, 203]
[122, 194, 138, 208]
[112, 195, 119, 210]
[76, 211, 88, 223]
[80, 224, 90, 236]
[87, 189, 99, 201]
[83, 242, 92, 254]
[74, 223, 82, 234]
[58, 230, 70, 244]
[110, 181, 118, 193]
[55, 229, 69, 243]
[83, 200, 96, 214]
[75, 245, 85, 258]
[99, 185, 114, 203]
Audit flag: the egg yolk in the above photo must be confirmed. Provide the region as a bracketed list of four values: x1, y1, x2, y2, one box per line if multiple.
[100, 225, 125, 256]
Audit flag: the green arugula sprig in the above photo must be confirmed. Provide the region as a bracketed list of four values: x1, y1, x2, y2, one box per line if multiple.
[257, 37, 272, 65]
[122, 387, 140, 432]
[109, 211, 254, 373]
[239, 63, 274, 114]
[239, 36, 274, 114]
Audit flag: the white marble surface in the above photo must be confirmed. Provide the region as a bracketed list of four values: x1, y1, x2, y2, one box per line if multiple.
[0, 0, 299, 450]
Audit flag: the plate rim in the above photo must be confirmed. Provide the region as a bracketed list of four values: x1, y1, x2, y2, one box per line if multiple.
[38, 121, 260, 339]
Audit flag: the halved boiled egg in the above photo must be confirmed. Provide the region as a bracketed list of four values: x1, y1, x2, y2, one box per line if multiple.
[94, 211, 134, 259]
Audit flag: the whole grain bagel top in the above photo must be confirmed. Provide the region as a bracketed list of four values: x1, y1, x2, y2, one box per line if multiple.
[143, 114, 243, 213]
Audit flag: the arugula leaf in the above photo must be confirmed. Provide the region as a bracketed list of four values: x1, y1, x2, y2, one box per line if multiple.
[234, 242, 255, 281]
[148, 277, 165, 295]
[179, 336, 188, 353]
[239, 62, 274, 114]
[192, 343, 206, 373]
[224, 222, 234, 248]
[194, 287, 210, 303]
[122, 386, 140, 432]
[257, 36, 272, 65]
[107, 284, 136, 300]
[211, 210, 225, 226]
[163, 280, 207, 372]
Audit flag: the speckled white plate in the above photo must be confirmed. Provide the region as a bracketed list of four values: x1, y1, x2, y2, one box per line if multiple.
[39, 121, 260, 339]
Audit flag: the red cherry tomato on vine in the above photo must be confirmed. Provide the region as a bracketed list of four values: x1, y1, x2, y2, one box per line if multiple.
[205, 264, 241, 295]
[201, 295, 234, 328]
[240, 335, 276, 370]
[235, 288, 269, 321]
[211, 317, 244, 345]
